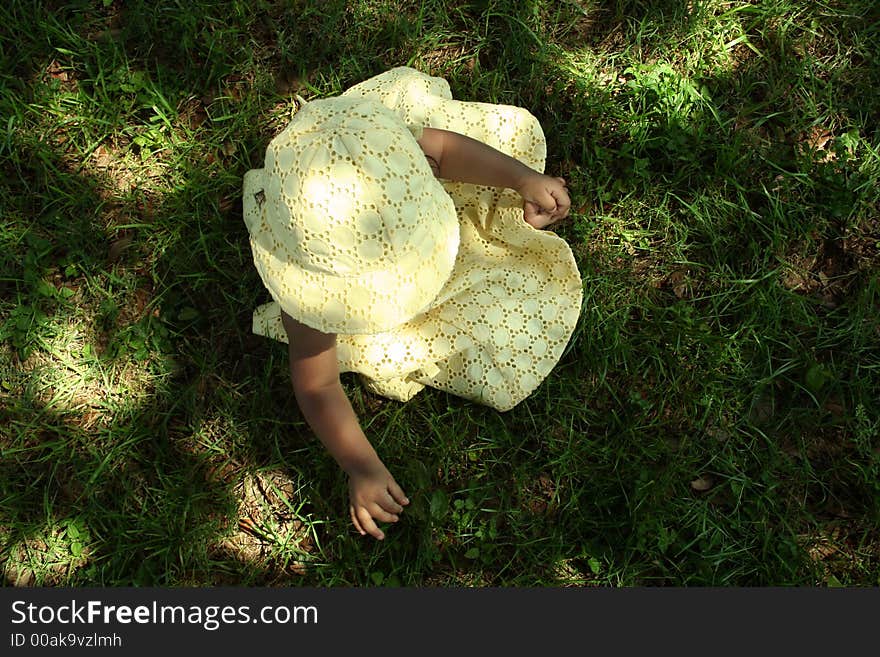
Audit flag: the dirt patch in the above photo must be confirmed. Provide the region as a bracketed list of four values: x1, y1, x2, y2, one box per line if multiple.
[800, 521, 880, 586]
[520, 472, 557, 515]
[779, 237, 868, 309]
[211, 468, 314, 579]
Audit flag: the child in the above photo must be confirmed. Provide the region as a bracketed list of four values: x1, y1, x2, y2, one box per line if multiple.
[243, 67, 582, 540]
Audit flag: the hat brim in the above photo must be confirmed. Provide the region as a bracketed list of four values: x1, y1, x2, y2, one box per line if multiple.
[244, 167, 460, 335]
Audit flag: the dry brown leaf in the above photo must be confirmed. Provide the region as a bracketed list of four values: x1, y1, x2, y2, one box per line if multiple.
[107, 235, 133, 263]
[801, 127, 836, 162]
[823, 400, 845, 417]
[46, 60, 69, 82]
[238, 517, 259, 536]
[806, 127, 833, 151]
[92, 144, 113, 168]
[666, 269, 689, 298]
[4, 565, 35, 587]
[131, 287, 151, 316]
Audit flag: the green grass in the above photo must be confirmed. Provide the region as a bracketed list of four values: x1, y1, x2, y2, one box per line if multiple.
[1, 0, 878, 586]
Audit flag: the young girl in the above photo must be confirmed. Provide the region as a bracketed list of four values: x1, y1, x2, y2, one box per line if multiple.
[243, 67, 582, 540]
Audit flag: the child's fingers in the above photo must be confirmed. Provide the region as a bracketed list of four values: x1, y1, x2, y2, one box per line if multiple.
[550, 192, 571, 220]
[387, 481, 410, 507]
[534, 188, 559, 213]
[550, 180, 570, 202]
[523, 202, 550, 228]
[547, 183, 570, 219]
[349, 505, 366, 536]
[380, 491, 404, 514]
[550, 192, 570, 213]
[368, 503, 399, 524]
[354, 506, 385, 540]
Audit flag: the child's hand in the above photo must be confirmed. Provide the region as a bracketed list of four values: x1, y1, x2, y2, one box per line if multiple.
[347, 461, 410, 540]
[517, 173, 571, 229]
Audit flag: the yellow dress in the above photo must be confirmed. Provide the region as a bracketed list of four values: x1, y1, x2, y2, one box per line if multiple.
[251, 67, 582, 411]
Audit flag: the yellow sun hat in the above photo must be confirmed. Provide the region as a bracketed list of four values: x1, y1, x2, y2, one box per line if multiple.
[243, 95, 460, 335]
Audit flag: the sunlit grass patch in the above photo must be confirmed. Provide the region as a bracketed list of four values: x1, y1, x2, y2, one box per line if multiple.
[2, 517, 94, 587]
[207, 466, 321, 583]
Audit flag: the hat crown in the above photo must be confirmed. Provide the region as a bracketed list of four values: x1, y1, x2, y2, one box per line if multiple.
[242, 71, 461, 335]
[260, 98, 434, 278]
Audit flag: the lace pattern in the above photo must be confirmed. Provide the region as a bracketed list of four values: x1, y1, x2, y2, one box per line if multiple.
[251, 67, 582, 411]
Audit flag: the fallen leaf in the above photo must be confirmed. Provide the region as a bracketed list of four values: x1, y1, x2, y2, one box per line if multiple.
[108, 235, 133, 263]
[806, 127, 833, 151]
[238, 517, 259, 536]
[92, 144, 113, 168]
[799, 127, 837, 163]
[185, 98, 209, 129]
[666, 269, 689, 298]
[707, 427, 731, 442]
[528, 499, 548, 514]
[690, 475, 715, 492]
[46, 60, 69, 82]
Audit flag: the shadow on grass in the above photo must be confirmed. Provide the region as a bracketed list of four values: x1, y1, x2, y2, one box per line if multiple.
[2, 0, 878, 586]
[2, 396, 237, 585]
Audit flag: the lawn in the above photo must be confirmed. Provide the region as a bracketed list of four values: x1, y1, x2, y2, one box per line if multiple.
[1, 0, 878, 586]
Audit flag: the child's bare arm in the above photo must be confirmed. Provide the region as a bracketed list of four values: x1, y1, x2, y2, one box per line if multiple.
[417, 127, 571, 228]
[282, 312, 409, 539]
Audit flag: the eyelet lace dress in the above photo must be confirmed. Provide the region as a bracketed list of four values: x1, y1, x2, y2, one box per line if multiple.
[250, 67, 583, 411]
